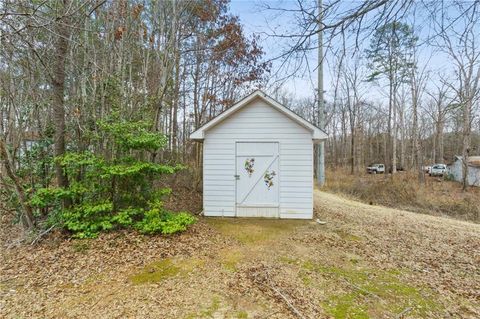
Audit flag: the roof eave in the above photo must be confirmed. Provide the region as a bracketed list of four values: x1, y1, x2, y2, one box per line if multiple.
[189, 131, 204, 140]
[313, 131, 328, 142]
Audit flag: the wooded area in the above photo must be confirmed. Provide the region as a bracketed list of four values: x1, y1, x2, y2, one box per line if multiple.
[1, 1, 479, 318]
[1, 0, 479, 235]
[1, 0, 269, 234]
[270, 1, 480, 186]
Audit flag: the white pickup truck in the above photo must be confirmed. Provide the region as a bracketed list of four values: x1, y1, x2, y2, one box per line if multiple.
[429, 164, 447, 177]
[367, 164, 385, 174]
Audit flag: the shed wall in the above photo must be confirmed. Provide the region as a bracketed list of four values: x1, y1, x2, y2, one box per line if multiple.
[202, 97, 314, 219]
[449, 160, 480, 187]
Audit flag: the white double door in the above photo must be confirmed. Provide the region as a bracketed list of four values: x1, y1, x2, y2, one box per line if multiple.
[235, 142, 279, 217]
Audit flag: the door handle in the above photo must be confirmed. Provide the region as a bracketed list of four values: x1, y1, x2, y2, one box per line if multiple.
[234, 175, 240, 180]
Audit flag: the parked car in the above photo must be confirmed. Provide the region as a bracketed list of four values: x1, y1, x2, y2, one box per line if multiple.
[367, 164, 385, 174]
[430, 164, 447, 177]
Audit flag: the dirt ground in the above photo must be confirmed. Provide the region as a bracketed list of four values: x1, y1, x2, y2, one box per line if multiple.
[1, 190, 479, 318]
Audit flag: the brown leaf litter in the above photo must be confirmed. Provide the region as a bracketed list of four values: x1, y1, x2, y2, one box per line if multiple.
[1, 190, 479, 318]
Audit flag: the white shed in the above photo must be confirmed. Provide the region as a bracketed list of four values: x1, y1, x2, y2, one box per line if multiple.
[190, 90, 328, 219]
[448, 156, 480, 187]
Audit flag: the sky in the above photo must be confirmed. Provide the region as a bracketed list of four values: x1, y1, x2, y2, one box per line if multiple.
[227, 0, 465, 104]
[229, 0, 320, 99]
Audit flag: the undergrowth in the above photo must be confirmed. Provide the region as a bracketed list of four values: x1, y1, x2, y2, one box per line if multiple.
[324, 169, 480, 223]
[28, 115, 196, 238]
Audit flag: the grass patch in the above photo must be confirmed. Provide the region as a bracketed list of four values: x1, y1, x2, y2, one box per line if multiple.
[278, 256, 299, 265]
[236, 310, 248, 318]
[324, 292, 369, 319]
[199, 296, 221, 317]
[334, 229, 362, 241]
[72, 240, 91, 253]
[130, 257, 204, 284]
[185, 296, 221, 318]
[279, 256, 313, 286]
[301, 260, 442, 318]
[207, 218, 306, 244]
[300, 273, 313, 286]
[218, 249, 244, 272]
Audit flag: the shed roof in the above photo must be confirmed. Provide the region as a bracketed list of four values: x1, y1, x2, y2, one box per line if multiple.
[189, 90, 328, 141]
[453, 156, 480, 168]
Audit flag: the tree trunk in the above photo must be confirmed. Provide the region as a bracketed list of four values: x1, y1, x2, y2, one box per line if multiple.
[350, 129, 355, 174]
[437, 119, 444, 163]
[171, 36, 181, 156]
[0, 138, 34, 229]
[411, 75, 424, 183]
[386, 75, 393, 175]
[391, 86, 397, 174]
[399, 103, 405, 170]
[462, 99, 471, 190]
[52, 0, 71, 192]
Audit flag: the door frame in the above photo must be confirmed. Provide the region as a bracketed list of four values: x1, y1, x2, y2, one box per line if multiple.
[234, 140, 280, 217]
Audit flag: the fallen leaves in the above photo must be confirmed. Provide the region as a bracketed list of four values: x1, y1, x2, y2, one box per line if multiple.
[1, 191, 479, 318]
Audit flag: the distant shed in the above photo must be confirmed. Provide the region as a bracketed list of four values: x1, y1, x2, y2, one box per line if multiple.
[448, 156, 480, 187]
[190, 90, 328, 219]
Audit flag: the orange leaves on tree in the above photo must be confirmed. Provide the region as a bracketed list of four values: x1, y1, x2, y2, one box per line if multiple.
[114, 26, 126, 40]
[132, 4, 143, 19]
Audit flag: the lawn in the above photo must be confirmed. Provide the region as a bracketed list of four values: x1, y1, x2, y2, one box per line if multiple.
[1, 190, 479, 318]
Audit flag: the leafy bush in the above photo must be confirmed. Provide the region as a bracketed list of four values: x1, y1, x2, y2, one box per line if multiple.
[29, 118, 196, 238]
[135, 209, 196, 235]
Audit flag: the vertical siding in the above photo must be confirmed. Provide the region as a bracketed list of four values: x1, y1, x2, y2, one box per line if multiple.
[202, 97, 314, 219]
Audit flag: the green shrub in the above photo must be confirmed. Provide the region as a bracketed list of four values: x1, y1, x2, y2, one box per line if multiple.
[29, 117, 195, 238]
[135, 209, 196, 235]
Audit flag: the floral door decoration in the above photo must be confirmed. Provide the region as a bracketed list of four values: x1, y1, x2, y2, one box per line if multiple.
[244, 158, 255, 176]
[264, 170, 276, 189]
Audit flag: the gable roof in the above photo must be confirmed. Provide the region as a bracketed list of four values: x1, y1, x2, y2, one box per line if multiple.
[454, 156, 480, 168]
[189, 90, 328, 141]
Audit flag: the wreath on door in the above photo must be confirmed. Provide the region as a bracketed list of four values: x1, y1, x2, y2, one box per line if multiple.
[264, 170, 276, 189]
[244, 158, 255, 176]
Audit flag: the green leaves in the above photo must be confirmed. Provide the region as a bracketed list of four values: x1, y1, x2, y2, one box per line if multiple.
[29, 187, 77, 208]
[101, 162, 184, 178]
[135, 209, 196, 235]
[29, 118, 194, 239]
[98, 119, 167, 151]
[365, 21, 417, 83]
[61, 201, 114, 238]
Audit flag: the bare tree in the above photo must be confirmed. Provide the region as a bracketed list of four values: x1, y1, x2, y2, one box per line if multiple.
[342, 57, 367, 174]
[435, 4, 480, 189]
[409, 53, 429, 182]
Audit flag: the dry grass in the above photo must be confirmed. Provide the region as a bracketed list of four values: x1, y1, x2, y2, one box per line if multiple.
[1, 190, 479, 318]
[206, 218, 307, 244]
[324, 169, 480, 223]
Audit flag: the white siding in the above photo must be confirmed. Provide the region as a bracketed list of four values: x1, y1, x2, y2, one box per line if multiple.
[203, 97, 314, 219]
[450, 160, 480, 187]
[450, 161, 463, 183]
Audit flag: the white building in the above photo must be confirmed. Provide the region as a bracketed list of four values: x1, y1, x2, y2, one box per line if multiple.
[448, 156, 480, 187]
[190, 90, 328, 219]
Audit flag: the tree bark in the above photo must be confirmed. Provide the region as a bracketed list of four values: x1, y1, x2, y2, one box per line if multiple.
[462, 99, 471, 190]
[0, 138, 34, 229]
[52, 0, 71, 191]
[391, 84, 397, 174]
